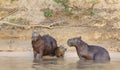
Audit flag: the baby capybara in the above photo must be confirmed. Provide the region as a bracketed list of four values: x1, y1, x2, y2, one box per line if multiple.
[67, 36, 110, 62]
[55, 45, 67, 57]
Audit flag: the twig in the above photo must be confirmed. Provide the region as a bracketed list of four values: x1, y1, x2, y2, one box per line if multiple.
[49, 20, 67, 27]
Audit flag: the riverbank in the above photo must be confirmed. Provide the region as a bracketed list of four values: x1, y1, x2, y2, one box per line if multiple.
[0, 52, 120, 60]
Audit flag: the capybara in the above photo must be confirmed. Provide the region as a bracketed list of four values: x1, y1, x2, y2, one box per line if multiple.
[42, 34, 58, 56]
[67, 36, 110, 62]
[31, 31, 57, 59]
[55, 45, 67, 57]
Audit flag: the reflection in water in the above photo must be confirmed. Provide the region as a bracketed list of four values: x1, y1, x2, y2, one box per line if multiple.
[0, 57, 120, 70]
[33, 58, 58, 65]
[32, 58, 65, 70]
[76, 60, 110, 69]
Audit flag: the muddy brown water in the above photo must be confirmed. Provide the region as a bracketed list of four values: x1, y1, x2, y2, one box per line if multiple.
[0, 52, 120, 70]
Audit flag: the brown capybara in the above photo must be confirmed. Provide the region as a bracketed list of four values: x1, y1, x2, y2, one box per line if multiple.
[67, 36, 110, 62]
[42, 34, 58, 56]
[55, 46, 67, 57]
[31, 31, 57, 59]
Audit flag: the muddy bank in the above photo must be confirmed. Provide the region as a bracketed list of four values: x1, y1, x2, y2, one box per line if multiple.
[0, 0, 120, 53]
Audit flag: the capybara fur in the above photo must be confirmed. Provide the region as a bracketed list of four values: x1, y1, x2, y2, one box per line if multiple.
[67, 36, 110, 62]
[42, 34, 58, 56]
[31, 31, 57, 59]
[55, 46, 67, 57]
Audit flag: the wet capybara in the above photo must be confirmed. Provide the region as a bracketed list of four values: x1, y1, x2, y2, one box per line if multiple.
[31, 31, 57, 59]
[67, 36, 110, 62]
[42, 34, 58, 56]
[55, 45, 67, 57]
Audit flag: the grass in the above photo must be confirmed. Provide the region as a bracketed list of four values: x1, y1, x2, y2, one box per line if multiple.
[90, 0, 97, 3]
[44, 9, 52, 17]
[9, 17, 16, 22]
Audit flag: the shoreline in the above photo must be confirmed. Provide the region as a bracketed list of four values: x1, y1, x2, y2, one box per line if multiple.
[0, 52, 120, 60]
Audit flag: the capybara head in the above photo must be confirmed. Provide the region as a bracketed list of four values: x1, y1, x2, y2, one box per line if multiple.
[67, 36, 89, 55]
[32, 30, 40, 41]
[67, 36, 82, 47]
[55, 46, 67, 57]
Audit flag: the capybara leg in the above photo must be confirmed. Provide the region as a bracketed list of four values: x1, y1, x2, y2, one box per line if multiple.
[38, 51, 43, 60]
[79, 56, 85, 60]
[34, 51, 37, 59]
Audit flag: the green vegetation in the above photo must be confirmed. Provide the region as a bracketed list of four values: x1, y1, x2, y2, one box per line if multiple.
[8, 0, 17, 3]
[10, 0, 15, 1]
[44, 9, 52, 17]
[61, 0, 69, 8]
[54, 0, 69, 7]
[90, 0, 98, 16]
[54, 0, 62, 3]
[91, 9, 95, 16]
[9, 17, 16, 22]
[90, 0, 97, 3]
[54, 0, 72, 15]
[44, 0, 97, 17]
[9, 17, 29, 25]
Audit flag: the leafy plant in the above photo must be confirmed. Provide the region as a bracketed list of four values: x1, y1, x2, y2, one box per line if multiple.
[8, 0, 16, 3]
[91, 9, 95, 16]
[90, 0, 97, 3]
[61, 0, 69, 8]
[44, 9, 52, 17]
[54, 0, 72, 15]
[54, 0, 62, 3]
[89, 0, 97, 16]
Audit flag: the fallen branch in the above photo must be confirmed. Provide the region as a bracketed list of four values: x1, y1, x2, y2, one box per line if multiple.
[29, 24, 52, 29]
[0, 21, 52, 29]
[0, 21, 25, 27]
[49, 20, 67, 27]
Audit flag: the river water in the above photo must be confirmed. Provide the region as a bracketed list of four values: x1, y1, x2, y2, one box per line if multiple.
[0, 52, 120, 70]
